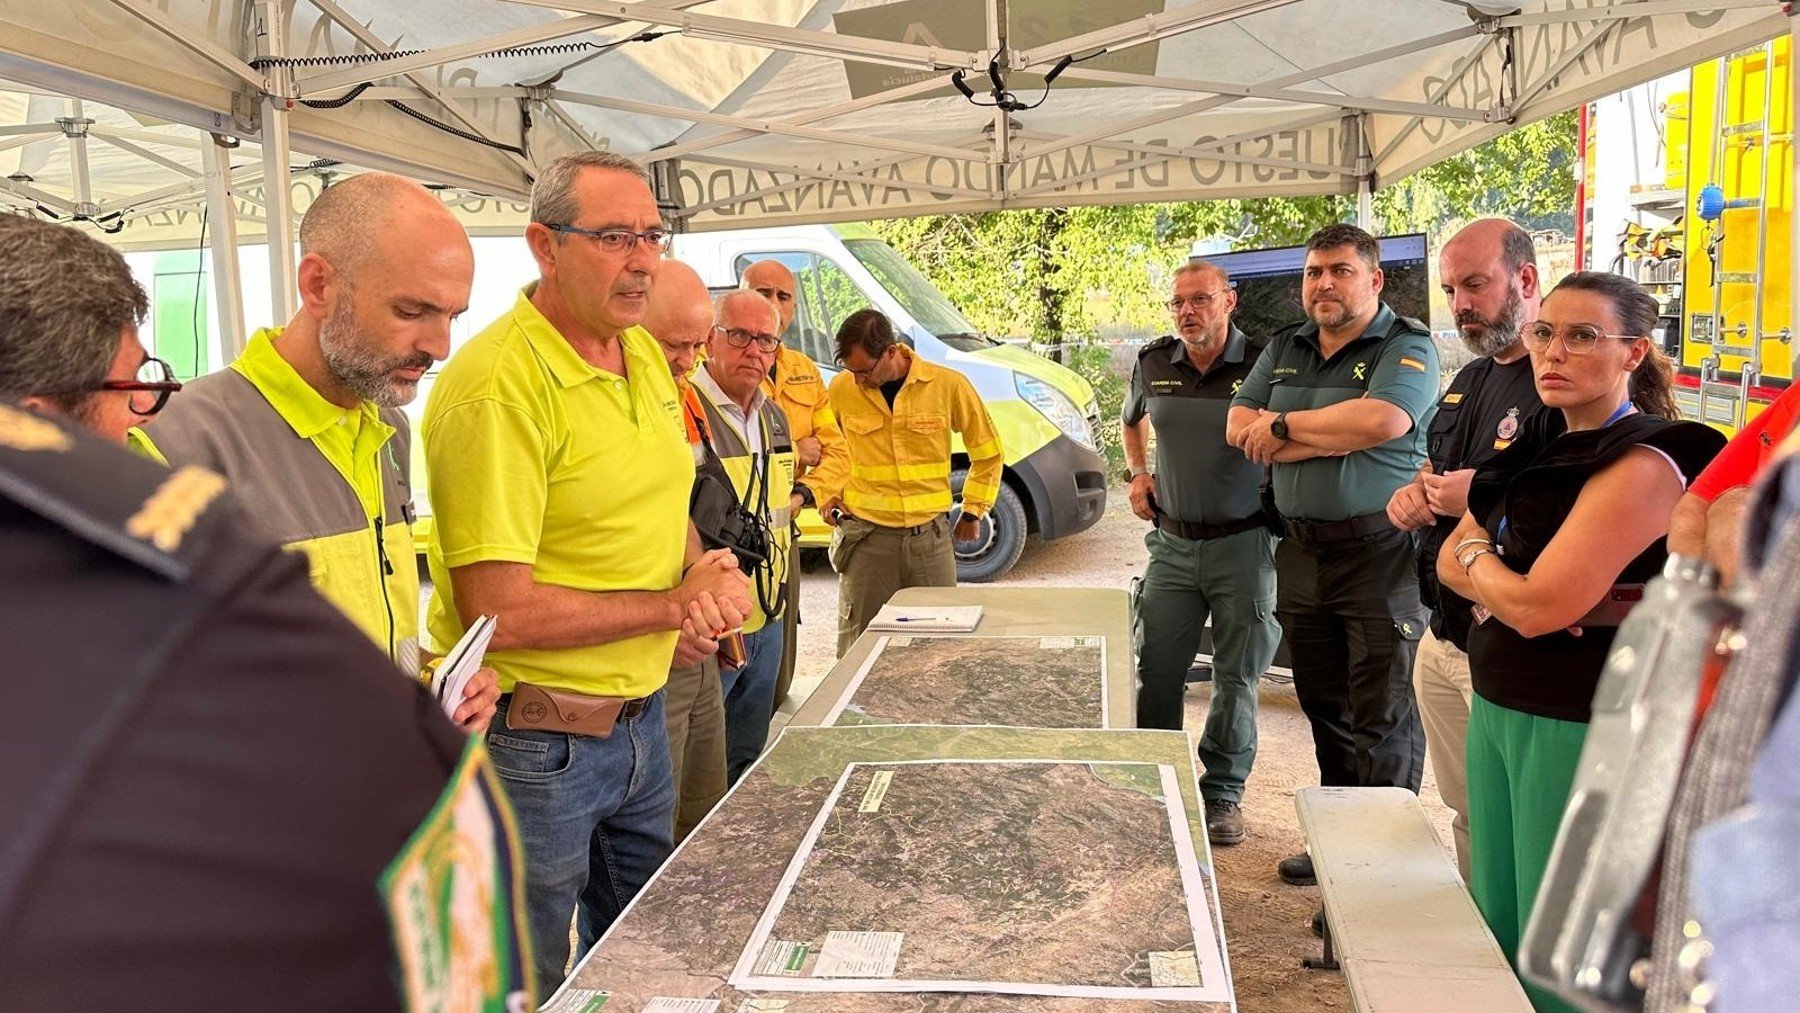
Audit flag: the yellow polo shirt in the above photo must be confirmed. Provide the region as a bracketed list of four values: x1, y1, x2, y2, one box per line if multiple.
[423, 289, 693, 698]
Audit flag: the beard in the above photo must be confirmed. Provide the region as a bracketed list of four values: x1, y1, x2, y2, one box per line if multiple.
[318, 296, 432, 409]
[1457, 285, 1528, 358]
[1305, 295, 1358, 330]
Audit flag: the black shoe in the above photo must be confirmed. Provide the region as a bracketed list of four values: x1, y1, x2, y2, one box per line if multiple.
[1203, 798, 1245, 846]
[1309, 905, 1325, 938]
[1278, 852, 1316, 885]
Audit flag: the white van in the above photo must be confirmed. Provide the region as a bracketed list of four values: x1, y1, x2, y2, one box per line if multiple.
[674, 223, 1109, 581]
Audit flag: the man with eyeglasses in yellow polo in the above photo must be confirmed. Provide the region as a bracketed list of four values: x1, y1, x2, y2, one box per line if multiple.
[421, 151, 751, 997]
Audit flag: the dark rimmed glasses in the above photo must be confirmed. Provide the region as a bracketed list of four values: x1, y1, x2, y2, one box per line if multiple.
[100, 356, 183, 416]
[713, 325, 782, 353]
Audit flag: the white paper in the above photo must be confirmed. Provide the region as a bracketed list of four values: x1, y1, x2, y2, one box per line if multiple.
[535, 987, 610, 1012]
[865, 604, 983, 632]
[640, 999, 720, 1013]
[813, 931, 904, 978]
[432, 614, 496, 718]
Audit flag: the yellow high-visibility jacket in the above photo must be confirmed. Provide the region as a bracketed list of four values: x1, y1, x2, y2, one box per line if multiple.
[807, 345, 1004, 528]
[761, 344, 848, 487]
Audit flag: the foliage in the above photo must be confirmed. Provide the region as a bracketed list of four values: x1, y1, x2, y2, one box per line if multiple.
[1067, 342, 1128, 476]
[871, 112, 1577, 344]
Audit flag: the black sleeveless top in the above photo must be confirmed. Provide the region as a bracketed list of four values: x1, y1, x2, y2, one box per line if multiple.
[1465, 411, 1725, 722]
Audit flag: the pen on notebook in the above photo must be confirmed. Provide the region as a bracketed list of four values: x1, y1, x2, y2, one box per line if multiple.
[889, 616, 954, 623]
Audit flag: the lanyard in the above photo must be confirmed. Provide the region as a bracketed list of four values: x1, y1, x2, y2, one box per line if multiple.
[1497, 399, 1636, 541]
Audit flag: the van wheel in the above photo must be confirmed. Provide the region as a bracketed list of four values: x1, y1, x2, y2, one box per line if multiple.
[950, 468, 1028, 583]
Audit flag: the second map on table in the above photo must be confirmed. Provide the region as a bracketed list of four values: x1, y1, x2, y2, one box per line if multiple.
[823, 635, 1107, 728]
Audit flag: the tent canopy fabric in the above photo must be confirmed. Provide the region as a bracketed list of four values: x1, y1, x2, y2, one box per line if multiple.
[0, 0, 1786, 245]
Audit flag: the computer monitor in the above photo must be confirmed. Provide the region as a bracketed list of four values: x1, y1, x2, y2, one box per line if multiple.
[1198, 233, 1432, 340]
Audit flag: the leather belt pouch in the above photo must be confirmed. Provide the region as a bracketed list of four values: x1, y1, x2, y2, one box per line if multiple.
[506, 681, 625, 738]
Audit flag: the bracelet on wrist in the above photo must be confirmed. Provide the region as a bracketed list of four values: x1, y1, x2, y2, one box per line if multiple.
[1459, 547, 1495, 573]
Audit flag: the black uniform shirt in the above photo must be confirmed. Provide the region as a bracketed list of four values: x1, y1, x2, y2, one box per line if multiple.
[0, 407, 491, 1012]
[1421, 353, 1543, 650]
[1122, 327, 1267, 525]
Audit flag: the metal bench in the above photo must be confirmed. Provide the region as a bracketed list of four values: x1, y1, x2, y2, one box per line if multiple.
[1295, 786, 1534, 1012]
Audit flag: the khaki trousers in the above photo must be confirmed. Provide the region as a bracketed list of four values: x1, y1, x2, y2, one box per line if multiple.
[831, 514, 957, 657]
[773, 566, 800, 711]
[1413, 627, 1475, 879]
[662, 657, 727, 842]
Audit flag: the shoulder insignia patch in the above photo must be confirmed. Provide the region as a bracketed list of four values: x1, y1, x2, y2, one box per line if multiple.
[126, 466, 227, 552]
[1442, 392, 1464, 405]
[1399, 356, 1427, 372]
[0, 407, 73, 452]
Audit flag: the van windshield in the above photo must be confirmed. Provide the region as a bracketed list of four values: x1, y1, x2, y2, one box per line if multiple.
[844, 239, 997, 350]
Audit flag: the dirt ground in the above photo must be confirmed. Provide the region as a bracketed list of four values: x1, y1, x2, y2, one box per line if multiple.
[782, 490, 1458, 1013]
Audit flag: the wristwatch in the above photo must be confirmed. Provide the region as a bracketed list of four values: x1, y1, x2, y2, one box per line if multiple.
[1127, 465, 1152, 480]
[1269, 413, 1291, 441]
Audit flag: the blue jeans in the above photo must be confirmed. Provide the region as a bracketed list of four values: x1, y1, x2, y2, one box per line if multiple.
[718, 623, 784, 784]
[486, 692, 675, 999]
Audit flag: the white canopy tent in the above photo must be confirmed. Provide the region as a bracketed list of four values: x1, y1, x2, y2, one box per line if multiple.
[0, 0, 1790, 344]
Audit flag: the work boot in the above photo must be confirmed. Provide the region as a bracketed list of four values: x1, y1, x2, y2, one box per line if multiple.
[1203, 798, 1245, 846]
[1278, 852, 1316, 885]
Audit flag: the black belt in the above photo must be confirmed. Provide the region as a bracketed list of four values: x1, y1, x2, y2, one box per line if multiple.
[497, 691, 655, 720]
[1280, 511, 1395, 545]
[1156, 513, 1266, 541]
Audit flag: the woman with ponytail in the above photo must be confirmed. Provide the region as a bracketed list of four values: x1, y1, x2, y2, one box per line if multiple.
[1435, 271, 1723, 1010]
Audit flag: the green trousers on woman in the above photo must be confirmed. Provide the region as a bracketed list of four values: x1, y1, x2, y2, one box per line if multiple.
[1465, 693, 1588, 1013]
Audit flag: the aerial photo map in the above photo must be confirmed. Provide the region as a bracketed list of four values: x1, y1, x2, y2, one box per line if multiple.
[551, 724, 1236, 1013]
[822, 635, 1107, 728]
[731, 759, 1221, 1001]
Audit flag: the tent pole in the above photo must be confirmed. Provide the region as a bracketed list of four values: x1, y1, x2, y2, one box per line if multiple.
[1357, 178, 1373, 230]
[202, 134, 248, 360]
[62, 98, 94, 215]
[256, 0, 296, 322]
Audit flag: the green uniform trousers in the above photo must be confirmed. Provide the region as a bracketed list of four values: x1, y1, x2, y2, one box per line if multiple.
[1134, 525, 1280, 802]
[1466, 692, 1587, 1013]
[831, 514, 956, 657]
[663, 657, 727, 842]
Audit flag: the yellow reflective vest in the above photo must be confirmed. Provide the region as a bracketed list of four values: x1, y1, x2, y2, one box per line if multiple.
[807, 345, 1004, 528]
[692, 367, 796, 633]
[139, 329, 420, 670]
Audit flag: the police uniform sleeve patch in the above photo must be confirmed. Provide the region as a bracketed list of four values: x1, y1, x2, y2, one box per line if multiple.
[126, 466, 227, 552]
[381, 735, 534, 1012]
[0, 407, 73, 452]
[1399, 356, 1427, 372]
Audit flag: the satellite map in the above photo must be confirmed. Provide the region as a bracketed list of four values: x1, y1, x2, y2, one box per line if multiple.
[823, 636, 1107, 728]
[553, 724, 1235, 1012]
[731, 759, 1219, 1001]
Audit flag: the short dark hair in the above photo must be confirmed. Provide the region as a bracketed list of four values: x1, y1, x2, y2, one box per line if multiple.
[1306, 223, 1381, 271]
[0, 214, 147, 411]
[834, 308, 898, 363]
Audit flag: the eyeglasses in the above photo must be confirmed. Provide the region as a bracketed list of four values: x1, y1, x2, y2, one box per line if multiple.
[544, 223, 673, 254]
[1168, 291, 1229, 311]
[1522, 322, 1643, 355]
[714, 325, 782, 353]
[99, 356, 182, 416]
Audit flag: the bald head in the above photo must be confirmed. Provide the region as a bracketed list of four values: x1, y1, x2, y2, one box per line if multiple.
[300, 172, 466, 282]
[291, 172, 474, 408]
[643, 259, 713, 380]
[1439, 217, 1539, 358]
[741, 259, 798, 333]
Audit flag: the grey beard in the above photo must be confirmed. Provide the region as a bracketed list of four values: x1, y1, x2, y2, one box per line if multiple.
[319, 299, 427, 409]
[1458, 289, 1527, 358]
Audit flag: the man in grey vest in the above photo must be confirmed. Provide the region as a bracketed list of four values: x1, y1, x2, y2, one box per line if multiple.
[1228, 223, 1439, 886]
[145, 173, 498, 731]
[1124, 260, 1280, 846]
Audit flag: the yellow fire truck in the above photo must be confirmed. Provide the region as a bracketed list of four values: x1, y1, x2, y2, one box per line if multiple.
[1588, 39, 1791, 435]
